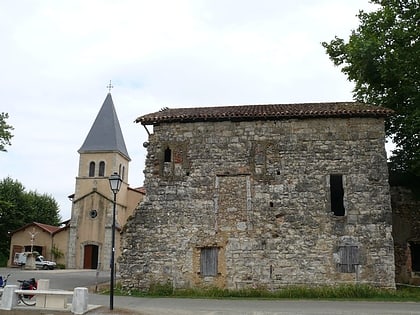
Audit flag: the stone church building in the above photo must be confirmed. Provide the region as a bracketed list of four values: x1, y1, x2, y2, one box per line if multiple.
[9, 93, 144, 270]
[119, 102, 396, 290]
[67, 93, 144, 270]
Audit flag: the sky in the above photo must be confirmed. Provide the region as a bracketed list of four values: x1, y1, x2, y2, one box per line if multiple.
[0, 0, 383, 221]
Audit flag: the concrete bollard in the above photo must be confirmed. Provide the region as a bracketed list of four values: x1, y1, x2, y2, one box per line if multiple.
[0, 285, 18, 310]
[71, 287, 88, 314]
[36, 279, 50, 307]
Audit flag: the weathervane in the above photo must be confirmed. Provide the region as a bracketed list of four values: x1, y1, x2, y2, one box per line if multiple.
[106, 80, 114, 93]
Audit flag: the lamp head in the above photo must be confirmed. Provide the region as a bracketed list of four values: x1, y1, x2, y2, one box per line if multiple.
[108, 172, 122, 194]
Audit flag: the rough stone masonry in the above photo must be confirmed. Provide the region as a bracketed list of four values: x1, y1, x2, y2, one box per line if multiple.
[120, 103, 396, 290]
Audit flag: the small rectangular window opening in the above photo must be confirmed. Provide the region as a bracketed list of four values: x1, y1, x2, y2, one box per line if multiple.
[164, 147, 172, 162]
[330, 174, 345, 216]
[409, 242, 420, 272]
[200, 247, 218, 276]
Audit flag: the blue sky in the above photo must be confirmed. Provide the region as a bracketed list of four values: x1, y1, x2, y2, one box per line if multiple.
[0, 0, 387, 220]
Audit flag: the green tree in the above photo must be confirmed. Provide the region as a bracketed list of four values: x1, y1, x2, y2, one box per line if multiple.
[0, 112, 14, 152]
[322, 0, 420, 175]
[0, 177, 61, 265]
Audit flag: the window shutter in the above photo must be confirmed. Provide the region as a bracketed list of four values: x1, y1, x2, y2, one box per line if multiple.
[338, 245, 359, 273]
[200, 247, 218, 276]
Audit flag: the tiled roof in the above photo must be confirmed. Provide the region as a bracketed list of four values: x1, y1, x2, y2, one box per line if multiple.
[11, 222, 63, 235]
[34, 222, 60, 234]
[136, 102, 393, 125]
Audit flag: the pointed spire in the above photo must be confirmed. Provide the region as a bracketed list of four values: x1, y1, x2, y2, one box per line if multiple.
[78, 93, 131, 161]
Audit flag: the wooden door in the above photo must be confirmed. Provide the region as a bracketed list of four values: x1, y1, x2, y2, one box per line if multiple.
[83, 244, 99, 269]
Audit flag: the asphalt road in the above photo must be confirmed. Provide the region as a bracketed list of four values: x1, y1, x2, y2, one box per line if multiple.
[0, 267, 108, 291]
[1, 267, 420, 314]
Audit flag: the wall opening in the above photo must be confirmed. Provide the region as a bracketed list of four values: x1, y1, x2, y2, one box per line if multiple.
[164, 147, 172, 162]
[98, 161, 105, 176]
[409, 242, 420, 273]
[337, 245, 359, 273]
[330, 174, 345, 216]
[24, 245, 43, 256]
[118, 164, 125, 180]
[200, 247, 218, 276]
[83, 244, 99, 269]
[89, 162, 95, 177]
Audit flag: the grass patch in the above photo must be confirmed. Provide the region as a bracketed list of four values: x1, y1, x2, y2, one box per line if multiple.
[110, 283, 420, 302]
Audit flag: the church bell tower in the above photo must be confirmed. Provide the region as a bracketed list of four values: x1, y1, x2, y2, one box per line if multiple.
[67, 92, 131, 270]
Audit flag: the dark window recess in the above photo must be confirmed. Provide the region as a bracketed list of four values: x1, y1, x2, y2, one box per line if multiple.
[24, 245, 43, 256]
[89, 162, 95, 177]
[338, 245, 359, 273]
[200, 247, 218, 276]
[330, 174, 345, 216]
[269, 201, 274, 207]
[164, 147, 172, 162]
[99, 161, 105, 177]
[410, 242, 420, 272]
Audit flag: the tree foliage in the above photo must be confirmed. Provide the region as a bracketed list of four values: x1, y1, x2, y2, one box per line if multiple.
[322, 0, 420, 175]
[0, 177, 61, 265]
[0, 112, 14, 152]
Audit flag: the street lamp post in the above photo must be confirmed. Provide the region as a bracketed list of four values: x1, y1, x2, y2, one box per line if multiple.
[108, 172, 122, 310]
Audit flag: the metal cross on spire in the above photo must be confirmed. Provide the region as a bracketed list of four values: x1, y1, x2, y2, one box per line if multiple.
[106, 80, 114, 93]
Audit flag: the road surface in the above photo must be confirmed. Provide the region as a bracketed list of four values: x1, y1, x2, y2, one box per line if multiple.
[1, 267, 419, 314]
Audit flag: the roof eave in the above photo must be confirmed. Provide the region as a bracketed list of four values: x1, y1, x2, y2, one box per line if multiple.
[138, 112, 392, 126]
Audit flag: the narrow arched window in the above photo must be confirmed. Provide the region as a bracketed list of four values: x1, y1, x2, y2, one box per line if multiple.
[99, 161, 105, 177]
[89, 162, 95, 177]
[122, 166, 125, 180]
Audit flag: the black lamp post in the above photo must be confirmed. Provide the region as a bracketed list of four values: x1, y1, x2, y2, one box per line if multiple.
[108, 172, 122, 310]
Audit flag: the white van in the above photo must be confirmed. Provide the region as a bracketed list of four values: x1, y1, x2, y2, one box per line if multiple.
[14, 252, 57, 270]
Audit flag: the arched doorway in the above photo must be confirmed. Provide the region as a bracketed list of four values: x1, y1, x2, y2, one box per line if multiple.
[83, 244, 99, 269]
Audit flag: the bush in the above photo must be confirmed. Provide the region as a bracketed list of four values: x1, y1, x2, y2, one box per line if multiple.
[0, 254, 8, 267]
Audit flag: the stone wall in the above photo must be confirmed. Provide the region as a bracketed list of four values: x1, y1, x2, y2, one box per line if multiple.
[120, 117, 395, 290]
[391, 186, 420, 285]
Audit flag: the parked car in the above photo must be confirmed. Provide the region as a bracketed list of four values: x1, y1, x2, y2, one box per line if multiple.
[35, 256, 56, 270]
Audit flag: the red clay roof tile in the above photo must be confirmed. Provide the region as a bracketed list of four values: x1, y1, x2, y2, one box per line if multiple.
[136, 102, 393, 125]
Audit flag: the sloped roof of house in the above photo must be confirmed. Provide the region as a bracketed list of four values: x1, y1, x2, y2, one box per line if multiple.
[11, 221, 69, 236]
[34, 222, 61, 233]
[79, 93, 130, 161]
[136, 102, 393, 125]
